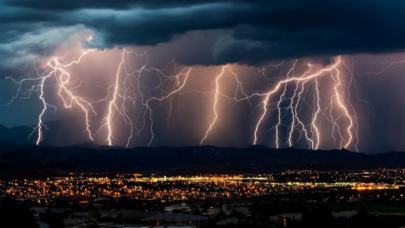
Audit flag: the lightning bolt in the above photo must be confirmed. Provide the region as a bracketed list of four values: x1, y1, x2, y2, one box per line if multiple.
[144, 66, 192, 146]
[253, 56, 356, 151]
[311, 77, 321, 150]
[274, 60, 297, 149]
[287, 64, 313, 148]
[2, 50, 96, 145]
[200, 65, 250, 145]
[94, 49, 148, 147]
[333, 67, 353, 149]
[2, 49, 372, 152]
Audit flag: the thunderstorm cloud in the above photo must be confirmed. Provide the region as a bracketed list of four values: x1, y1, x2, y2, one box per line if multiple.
[1, 0, 405, 69]
[3, 1, 405, 153]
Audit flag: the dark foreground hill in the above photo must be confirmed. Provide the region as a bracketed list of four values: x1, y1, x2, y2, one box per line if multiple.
[0, 143, 405, 174]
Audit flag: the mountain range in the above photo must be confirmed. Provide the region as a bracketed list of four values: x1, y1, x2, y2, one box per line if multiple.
[1, 120, 405, 174]
[0, 142, 404, 174]
[0, 116, 95, 146]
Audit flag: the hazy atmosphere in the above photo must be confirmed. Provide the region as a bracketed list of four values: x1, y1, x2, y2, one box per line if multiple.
[2, 0, 405, 153]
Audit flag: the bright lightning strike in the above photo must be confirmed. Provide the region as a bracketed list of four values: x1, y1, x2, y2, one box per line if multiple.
[2, 50, 96, 145]
[200, 65, 251, 145]
[11, 50, 405, 153]
[251, 56, 359, 151]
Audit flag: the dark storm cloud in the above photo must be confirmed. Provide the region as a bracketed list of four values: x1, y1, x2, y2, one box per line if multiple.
[1, 0, 405, 69]
[3, 0, 220, 10]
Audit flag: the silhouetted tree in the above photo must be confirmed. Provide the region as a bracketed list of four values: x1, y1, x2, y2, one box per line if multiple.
[0, 196, 38, 228]
[302, 204, 336, 228]
[191, 206, 201, 215]
[349, 206, 383, 228]
[43, 208, 64, 228]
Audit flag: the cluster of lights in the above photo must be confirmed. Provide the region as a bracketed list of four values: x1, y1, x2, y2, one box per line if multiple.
[2, 171, 404, 201]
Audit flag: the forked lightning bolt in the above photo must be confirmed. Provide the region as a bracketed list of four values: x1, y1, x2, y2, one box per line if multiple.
[2, 50, 96, 145]
[201, 65, 250, 145]
[9, 50, 405, 152]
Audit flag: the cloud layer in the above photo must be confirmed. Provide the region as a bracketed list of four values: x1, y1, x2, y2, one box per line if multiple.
[1, 0, 405, 71]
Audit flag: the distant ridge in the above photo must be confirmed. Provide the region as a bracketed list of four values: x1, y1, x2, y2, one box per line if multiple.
[0, 124, 33, 145]
[0, 116, 101, 147]
[67, 141, 125, 150]
[0, 143, 403, 174]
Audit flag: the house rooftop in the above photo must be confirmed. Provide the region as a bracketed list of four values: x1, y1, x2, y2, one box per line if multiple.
[142, 213, 208, 222]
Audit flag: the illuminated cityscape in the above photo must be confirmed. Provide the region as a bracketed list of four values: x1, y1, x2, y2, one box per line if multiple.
[2, 170, 405, 201]
[1, 170, 405, 227]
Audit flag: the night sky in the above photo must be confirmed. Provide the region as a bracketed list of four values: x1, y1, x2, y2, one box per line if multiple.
[1, 0, 405, 153]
